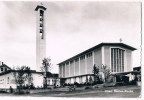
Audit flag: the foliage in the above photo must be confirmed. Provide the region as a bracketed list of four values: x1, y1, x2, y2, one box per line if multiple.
[89, 76, 93, 85]
[41, 58, 51, 72]
[102, 64, 111, 83]
[92, 64, 101, 83]
[85, 76, 88, 84]
[25, 67, 33, 87]
[93, 64, 99, 75]
[13, 66, 26, 90]
[13, 66, 33, 93]
[41, 57, 52, 89]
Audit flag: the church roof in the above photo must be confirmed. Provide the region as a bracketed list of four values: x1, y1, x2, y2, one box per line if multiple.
[58, 42, 136, 65]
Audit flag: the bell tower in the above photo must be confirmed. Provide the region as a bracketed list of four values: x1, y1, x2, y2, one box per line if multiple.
[35, 4, 47, 72]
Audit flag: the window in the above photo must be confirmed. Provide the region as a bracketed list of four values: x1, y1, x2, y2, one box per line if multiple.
[52, 80, 54, 85]
[40, 10, 44, 16]
[1, 68, 3, 72]
[70, 60, 73, 64]
[7, 77, 9, 84]
[111, 48, 125, 72]
[80, 55, 85, 60]
[40, 23, 43, 27]
[40, 18, 43, 21]
[40, 29, 43, 33]
[5, 68, 7, 72]
[86, 52, 92, 58]
[75, 58, 79, 62]
[40, 29, 44, 39]
[48, 80, 50, 85]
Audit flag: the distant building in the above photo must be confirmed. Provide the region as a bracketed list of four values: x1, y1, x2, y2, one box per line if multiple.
[58, 43, 136, 85]
[0, 62, 60, 89]
[0, 62, 11, 73]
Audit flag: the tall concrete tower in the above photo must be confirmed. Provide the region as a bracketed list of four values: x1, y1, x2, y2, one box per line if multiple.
[35, 5, 47, 72]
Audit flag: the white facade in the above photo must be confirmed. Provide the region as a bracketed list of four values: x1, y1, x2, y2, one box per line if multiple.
[0, 72, 44, 89]
[0, 71, 60, 89]
[0, 72, 16, 89]
[58, 43, 136, 85]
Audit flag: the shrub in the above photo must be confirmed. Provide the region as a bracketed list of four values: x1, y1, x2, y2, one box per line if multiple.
[63, 83, 68, 87]
[85, 86, 90, 90]
[0, 91, 8, 93]
[30, 84, 35, 89]
[14, 91, 25, 95]
[129, 80, 137, 85]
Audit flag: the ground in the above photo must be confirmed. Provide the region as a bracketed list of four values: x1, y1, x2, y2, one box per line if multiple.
[0, 85, 141, 98]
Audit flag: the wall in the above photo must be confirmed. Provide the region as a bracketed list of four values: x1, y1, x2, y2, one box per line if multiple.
[87, 53, 93, 74]
[62, 64, 65, 78]
[80, 56, 86, 75]
[106, 46, 133, 73]
[47, 78, 60, 86]
[104, 46, 111, 68]
[32, 73, 43, 88]
[66, 63, 69, 77]
[0, 72, 16, 89]
[75, 58, 79, 76]
[125, 49, 132, 72]
[94, 48, 102, 69]
[70, 61, 74, 77]
[59, 65, 62, 78]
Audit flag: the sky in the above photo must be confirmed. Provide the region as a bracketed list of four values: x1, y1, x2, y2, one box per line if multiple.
[0, 1, 141, 73]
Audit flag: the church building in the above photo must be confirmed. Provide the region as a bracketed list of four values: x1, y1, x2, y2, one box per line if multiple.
[58, 43, 136, 85]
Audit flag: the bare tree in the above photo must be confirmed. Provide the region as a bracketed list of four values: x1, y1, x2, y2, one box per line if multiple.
[41, 57, 52, 89]
[25, 66, 33, 90]
[13, 66, 26, 92]
[13, 66, 33, 93]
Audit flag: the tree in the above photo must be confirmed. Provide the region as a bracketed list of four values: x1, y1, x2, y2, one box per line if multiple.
[41, 57, 52, 89]
[89, 76, 93, 86]
[13, 66, 33, 93]
[86, 76, 88, 84]
[102, 64, 111, 83]
[25, 66, 33, 90]
[93, 64, 100, 83]
[13, 66, 26, 92]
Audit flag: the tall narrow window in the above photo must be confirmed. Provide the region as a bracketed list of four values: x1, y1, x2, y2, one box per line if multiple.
[7, 77, 9, 84]
[111, 48, 125, 72]
[40, 10, 44, 16]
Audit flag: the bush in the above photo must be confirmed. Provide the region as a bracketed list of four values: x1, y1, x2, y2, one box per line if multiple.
[74, 82, 79, 86]
[30, 84, 35, 89]
[63, 83, 68, 87]
[92, 81, 103, 85]
[85, 86, 90, 90]
[85, 86, 93, 90]
[9, 86, 14, 93]
[129, 80, 137, 85]
[14, 91, 25, 95]
[0, 91, 8, 93]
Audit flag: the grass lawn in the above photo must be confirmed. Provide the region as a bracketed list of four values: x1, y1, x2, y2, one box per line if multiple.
[0, 85, 141, 98]
[29, 85, 141, 98]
